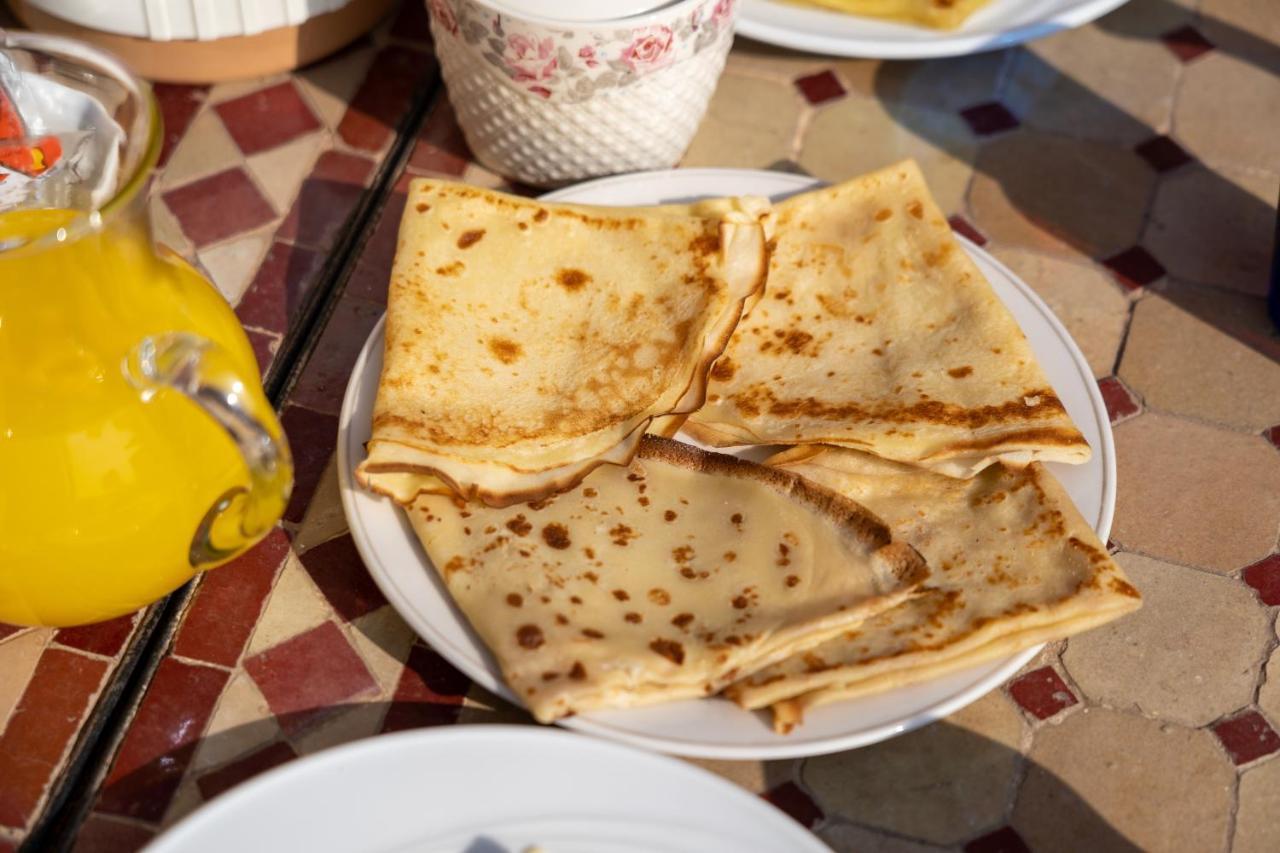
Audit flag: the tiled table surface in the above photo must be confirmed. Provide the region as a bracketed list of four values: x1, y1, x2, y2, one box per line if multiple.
[2, 0, 1279, 850]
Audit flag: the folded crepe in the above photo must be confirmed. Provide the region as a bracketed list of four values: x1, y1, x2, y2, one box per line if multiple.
[406, 436, 928, 723]
[797, 0, 991, 29]
[727, 446, 1140, 733]
[683, 161, 1091, 478]
[358, 181, 770, 507]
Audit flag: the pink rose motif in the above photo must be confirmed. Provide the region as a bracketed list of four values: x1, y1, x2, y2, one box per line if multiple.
[712, 0, 734, 24]
[504, 33, 558, 83]
[427, 0, 458, 35]
[620, 26, 674, 72]
[529, 85, 552, 98]
[578, 44, 600, 68]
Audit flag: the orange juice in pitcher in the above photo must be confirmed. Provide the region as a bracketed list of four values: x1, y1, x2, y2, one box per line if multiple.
[0, 34, 292, 627]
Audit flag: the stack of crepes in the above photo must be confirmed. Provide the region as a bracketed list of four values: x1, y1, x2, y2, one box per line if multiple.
[357, 163, 1140, 732]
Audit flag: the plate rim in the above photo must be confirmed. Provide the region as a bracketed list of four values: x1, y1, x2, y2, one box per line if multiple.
[338, 166, 1115, 759]
[144, 725, 832, 853]
[735, 0, 1132, 59]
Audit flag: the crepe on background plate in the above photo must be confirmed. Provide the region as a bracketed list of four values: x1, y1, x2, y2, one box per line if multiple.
[406, 436, 928, 724]
[358, 181, 769, 507]
[795, 0, 992, 29]
[725, 446, 1140, 732]
[683, 160, 1091, 478]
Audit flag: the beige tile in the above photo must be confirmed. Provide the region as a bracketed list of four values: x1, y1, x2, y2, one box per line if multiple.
[1145, 163, 1277, 297]
[296, 45, 377, 129]
[725, 38, 854, 86]
[1234, 749, 1280, 853]
[802, 692, 1024, 845]
[970, 131, 1154, 257]
[680, 757, 773, 794]
[159, 110, 242, 190]
[244, 555, 332, 657]
[1257, 649, 1280, 728]
[1013, 708, 1233, 852]
[1176, 52, 1280, 174]
[456, 682, 533, 726]
[1009, 25, 1180, 145]
[1062, 553, 1269, 726]
[292, 702, 386, 755]
[1119, 288, 1280, 430]
[197, 231, 271, 305]
[246, 132, 326, 215]
[347, 606, 416, 696]
[992, 248, 1129, 379]
[0, 629, 51, 735]
[292, 458, 350, 555]
[150, 195, 195, 261]
[207, 73, 294, 105]
[1112, 413, 1280, 572]
[1199, 0, 1280, 65]
[819, 821, 948, 853]
[798, 98, 976, 214]
[1091, 0, 1196, 37]
[161, 777, 204, 828]
[191, 672, 279, 773]
[682, 73, 804, 170]
[871, 50, 1013, 114]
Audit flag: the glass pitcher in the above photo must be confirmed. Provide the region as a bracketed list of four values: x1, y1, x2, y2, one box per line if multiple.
[0, 33, 292, 627]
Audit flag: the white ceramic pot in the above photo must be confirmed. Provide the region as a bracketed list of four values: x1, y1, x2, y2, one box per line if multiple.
[427, 0, 738, 187]
[22, 0, 354, 40]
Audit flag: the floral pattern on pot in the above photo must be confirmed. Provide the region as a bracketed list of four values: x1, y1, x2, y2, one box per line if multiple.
[427, 0, 737, 102]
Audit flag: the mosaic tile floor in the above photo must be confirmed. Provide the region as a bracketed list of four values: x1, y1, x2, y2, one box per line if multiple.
[1, 0, 1278, 850]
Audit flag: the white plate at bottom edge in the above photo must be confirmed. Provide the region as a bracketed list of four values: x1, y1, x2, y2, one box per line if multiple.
[337, 168, 1115, 760]
[146, 727, 832, 853]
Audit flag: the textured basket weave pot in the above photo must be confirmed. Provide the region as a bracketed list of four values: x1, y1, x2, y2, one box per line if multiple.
[427, 0, 738, 188]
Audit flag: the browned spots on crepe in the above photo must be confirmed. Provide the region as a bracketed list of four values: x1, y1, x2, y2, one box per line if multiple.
[610, 524, 637, 546]
[533, 209, 548, 222]
[415, 202, 430, 213]
[948, 365, 973, 379]
[785, 575, 800, 587]
[907, 200, 924, 219]
[506, 593, 523, 607]
[542, 523, 571, 549]
[581, 628, 604, 639]
[732, 595, 749, 610]
[650, 638, 686, 665]
[625, 612, 642, 623]
[649, 588, 671, 605]
[710, 358, 736, 382]
[672, 545, 695, 564]
[488, 337, 523, 364]
[435, 261, 464, 277]
[671, 612, 695, 630]
[556, 268, 592, 291]
[664, 510, 678, 522]
[874, 208, 892, 221]
[506, 514, 532, 536]
[516, 624, 544, 649]
[568, 661, 586, 680]
[457, 229, 485, 248]
[612, 589, 630, 601]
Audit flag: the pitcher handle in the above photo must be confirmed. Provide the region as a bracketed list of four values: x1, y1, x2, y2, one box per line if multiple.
[124, 332, 293, 568]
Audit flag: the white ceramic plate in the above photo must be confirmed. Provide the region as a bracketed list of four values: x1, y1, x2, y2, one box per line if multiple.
[736, 0, 1130, 59]
[338, 168, 1115, 759]
[146, 726, 831, 853]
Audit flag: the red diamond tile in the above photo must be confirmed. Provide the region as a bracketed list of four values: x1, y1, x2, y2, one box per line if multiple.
[1134, 135, 1192, 173]
[960, 102, 1020, 136]
[1212, 710, 1280, 765]
[948, 214, 988, 247]
[154, 84, 208, 168]
[299, 534, 387, 622]
[381, 644, 470, 733]
[196, 741, 297, 801]
[339, 46, 437, 152]
[244, 621, 378, 736]
[246, 328, 280, 378]
[71, 813, 156, 853]
[54, 613, 137, 658]
[278, 150, 375, 249]
[0, 838, 13, 853]
[1243, 554, 1280, 606]
[286, 296, 383, 416]
[794, 70, 846, 105]
[762, 781, 824, 829]
[0, 649, 108, 829]
[346, 172, 410, 304]
[1103, 246, 1166, 290]
[965, 826, 1031, 853]
[1008, 666, 1078, 720]
[392, 0, 433, 41]
[162, 168, 275, 249]
[0, 623, 23, 642]
[98, 658, 228, 822]
[1162, 25, 1215, 62]
[1097, 376, 1140, 423]
[215, 82, 321, 156]
[173, 528, 291, 667]
[1265, 425, 1280, 450]
[407, 100, 470, 177]
[280, 405, 339, 523]
[235, 240, 326, 334]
